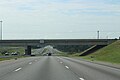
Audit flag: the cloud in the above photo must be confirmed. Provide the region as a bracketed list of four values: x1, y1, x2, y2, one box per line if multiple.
[47, 1, 120, 16]
[1, 0, 120, 15]
[0, 0, 120, 39]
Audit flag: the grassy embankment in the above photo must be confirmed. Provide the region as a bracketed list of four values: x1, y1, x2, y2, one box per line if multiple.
[82, 40, 120, 64]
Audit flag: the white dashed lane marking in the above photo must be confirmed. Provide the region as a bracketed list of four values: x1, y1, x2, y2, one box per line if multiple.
[79, 78, 85, 80]
[57, 57, 85, 80]
[14, 68, 22, 72]
[65, 66, 69, 69]
[29, 62, 32, 64]
[56, 57, 85, 80]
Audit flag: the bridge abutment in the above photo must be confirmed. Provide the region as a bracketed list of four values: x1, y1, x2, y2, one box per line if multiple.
[25, 46, 31, 55]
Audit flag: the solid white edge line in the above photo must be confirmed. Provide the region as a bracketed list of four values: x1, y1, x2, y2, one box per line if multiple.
[15, 68, 22, 72]
[79, 78, 85, 80]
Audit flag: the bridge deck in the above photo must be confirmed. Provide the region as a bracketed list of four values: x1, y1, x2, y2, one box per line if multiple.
[0, 39, 117, 46]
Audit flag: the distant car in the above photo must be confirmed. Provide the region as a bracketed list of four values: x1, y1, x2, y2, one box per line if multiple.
[48, 53, 52, 56]
[5, 53, 9, 56]
[11, 52, 18, 55]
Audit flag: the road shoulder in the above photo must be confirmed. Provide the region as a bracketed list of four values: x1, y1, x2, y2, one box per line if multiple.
[68, 57, 120, 69]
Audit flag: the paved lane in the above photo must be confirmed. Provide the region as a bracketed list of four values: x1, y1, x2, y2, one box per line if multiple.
[0, 57, 40, 78]
[0, 56, 120, 80]
[0, 57, 80, 80]
[57, 57, 120, 80]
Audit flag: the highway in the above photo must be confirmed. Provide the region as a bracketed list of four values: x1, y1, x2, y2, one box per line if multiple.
[0, 56, 120, 80]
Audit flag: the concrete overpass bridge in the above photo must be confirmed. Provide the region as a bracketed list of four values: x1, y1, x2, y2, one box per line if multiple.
[0, 39, 117, 55]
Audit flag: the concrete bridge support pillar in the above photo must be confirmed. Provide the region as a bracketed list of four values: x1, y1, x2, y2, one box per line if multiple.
[25, 46, 31, 55]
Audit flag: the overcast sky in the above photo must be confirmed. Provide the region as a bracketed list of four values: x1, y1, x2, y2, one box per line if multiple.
[0, 0, 120, 39]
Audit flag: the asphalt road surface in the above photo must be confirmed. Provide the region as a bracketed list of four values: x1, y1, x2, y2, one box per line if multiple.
[0, 56, 120, 80]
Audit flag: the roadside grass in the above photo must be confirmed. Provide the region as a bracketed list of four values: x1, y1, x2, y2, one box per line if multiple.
[83, 40, 120, 64]
[68, 53, 81, 57]
[0, 56, 29, 61]
[0, 58, 11, 61]
[57, 52, 69, 57]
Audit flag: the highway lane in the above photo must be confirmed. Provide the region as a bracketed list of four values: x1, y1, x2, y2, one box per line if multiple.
[0, 56, 120, 80]
[57, 57, 120, 80]
[0, 57, 41, 79]
[0, 56, 80, 80]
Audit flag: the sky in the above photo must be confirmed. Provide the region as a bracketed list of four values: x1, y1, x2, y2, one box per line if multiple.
[0, 0, 120, 39]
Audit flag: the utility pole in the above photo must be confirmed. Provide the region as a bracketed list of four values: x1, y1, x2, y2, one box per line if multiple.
[97, 30, 99, 39]
[0, 21, 2, 40]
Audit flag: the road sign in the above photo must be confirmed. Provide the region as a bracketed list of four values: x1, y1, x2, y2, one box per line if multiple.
[40, 40, 44, 43]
